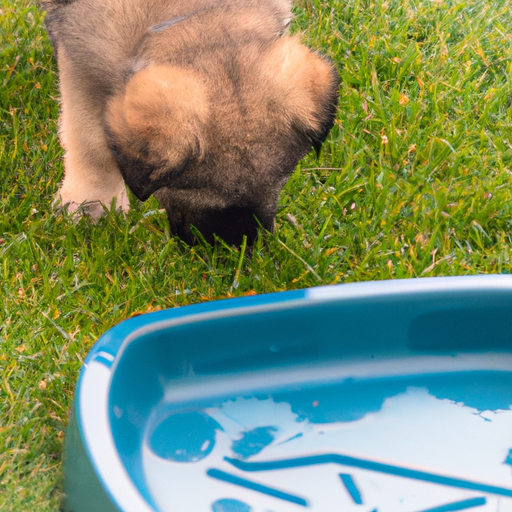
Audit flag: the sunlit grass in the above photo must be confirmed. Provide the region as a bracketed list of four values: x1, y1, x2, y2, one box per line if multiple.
[2, 0, 512, 508]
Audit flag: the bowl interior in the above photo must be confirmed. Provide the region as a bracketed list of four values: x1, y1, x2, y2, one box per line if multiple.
[106, 285, 512, 511]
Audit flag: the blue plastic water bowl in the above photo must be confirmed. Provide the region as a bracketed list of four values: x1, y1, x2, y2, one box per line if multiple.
[64, 276, 512, 512]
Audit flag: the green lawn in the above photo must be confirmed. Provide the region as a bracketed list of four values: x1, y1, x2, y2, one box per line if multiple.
[2, 0, 512, 508]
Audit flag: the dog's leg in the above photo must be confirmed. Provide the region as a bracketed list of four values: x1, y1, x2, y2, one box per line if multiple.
[55, 50, 129, 218]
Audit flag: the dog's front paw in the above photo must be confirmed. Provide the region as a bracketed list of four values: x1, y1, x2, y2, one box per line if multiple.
[53, 187, 130, 220]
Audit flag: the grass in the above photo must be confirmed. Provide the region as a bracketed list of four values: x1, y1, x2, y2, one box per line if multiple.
[2, 0, 512, 508]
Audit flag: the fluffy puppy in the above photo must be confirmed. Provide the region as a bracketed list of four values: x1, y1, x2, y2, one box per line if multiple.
[43, 0, 339, 245]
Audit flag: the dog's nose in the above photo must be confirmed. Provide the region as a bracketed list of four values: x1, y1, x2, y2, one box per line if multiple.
[170, 206, 272, 246]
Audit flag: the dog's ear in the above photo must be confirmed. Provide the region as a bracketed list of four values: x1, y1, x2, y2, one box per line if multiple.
[105, 65, 208, 200]
[262, 36, 340, 156]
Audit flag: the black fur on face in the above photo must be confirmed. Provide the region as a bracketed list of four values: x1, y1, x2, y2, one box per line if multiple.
[155, 195, 275, 246]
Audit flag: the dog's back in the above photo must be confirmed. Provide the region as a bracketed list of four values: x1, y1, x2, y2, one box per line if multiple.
[44, 0, 293, 97]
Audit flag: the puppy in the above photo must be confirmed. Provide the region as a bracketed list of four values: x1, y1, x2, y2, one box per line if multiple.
[43, 0, 339, 245]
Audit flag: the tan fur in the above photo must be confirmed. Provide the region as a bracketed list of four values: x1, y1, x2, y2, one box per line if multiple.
[44, 0, 339, 243]
[56, 49, 129, 216]
[260, 36, 339, 133]
[106, 66, 209, 174]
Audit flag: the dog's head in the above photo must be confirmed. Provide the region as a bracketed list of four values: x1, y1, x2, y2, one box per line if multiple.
[106, 33, 339, 245]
